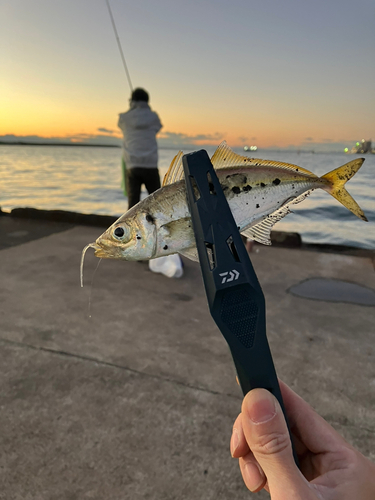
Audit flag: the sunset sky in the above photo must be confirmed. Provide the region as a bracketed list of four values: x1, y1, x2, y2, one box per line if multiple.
[1, 0, 374, 151]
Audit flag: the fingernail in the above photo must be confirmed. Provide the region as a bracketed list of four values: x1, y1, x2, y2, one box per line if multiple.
[247, 389, 277, 424]
[244, 461, 266, 492]
[230, 428, 239, 457]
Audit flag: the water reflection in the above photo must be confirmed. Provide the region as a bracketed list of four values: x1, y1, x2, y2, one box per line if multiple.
[0, 145, 374, 249]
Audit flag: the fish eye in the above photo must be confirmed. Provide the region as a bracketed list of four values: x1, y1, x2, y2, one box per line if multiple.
[113, 226, 126, 240]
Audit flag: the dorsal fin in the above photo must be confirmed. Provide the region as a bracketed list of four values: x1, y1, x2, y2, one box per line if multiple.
[211, 141, 315, 176]
[162, 151, 184, 186]
[241, 190, 312, 244]
[210, 141, 251, 169]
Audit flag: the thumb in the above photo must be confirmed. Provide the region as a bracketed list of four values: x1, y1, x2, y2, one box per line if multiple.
[241, 388, 308, 497]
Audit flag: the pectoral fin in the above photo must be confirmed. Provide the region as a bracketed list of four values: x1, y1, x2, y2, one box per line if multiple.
[179, 247, 199, 262]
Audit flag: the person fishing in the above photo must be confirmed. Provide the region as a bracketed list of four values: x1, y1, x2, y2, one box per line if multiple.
[118, 87, 162, 209]
[116, 87, 183, 278]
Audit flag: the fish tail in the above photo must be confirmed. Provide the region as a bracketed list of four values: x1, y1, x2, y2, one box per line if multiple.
[321, 158, 368, 221]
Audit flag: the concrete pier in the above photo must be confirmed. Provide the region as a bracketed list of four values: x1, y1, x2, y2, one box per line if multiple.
[1, 211, 374, 499]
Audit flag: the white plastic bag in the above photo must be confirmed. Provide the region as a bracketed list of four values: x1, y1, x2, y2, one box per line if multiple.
[148, 254, 184, 278]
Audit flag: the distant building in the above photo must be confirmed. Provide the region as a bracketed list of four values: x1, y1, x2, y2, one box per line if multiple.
[345, 139, 373, 154]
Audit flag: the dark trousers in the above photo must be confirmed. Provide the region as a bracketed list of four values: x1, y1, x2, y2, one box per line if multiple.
[126, 167, 161, 209]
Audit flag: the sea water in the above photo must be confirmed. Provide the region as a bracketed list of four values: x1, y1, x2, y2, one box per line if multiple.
[0, 145, 374, 249]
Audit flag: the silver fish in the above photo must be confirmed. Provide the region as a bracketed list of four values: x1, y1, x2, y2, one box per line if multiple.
[81, 142, 367, 284]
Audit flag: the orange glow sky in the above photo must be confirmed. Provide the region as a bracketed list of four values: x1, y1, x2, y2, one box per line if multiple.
[1, 0, 374, 151]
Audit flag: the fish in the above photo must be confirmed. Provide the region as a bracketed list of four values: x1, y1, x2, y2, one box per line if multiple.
[80, 142, 367, 284]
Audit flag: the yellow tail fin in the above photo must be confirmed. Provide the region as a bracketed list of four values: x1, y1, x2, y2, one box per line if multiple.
[321, 158, 368, 221]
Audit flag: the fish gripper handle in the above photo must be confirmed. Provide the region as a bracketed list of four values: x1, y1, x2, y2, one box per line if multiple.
[182, 149, 298, 466]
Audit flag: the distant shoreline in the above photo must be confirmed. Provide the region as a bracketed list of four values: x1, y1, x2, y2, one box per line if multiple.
[0, 141, 365, 154]
[0, 141, 120, 148]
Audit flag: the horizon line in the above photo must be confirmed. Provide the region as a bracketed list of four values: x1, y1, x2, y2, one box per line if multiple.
[0, 140, 354, 153]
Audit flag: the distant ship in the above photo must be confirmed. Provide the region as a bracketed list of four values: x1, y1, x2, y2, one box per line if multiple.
[244, 145, 258, 152]
[345, 139, 375, 154]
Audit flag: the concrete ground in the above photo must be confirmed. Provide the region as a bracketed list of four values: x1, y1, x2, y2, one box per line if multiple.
[0, 214, 374, 500]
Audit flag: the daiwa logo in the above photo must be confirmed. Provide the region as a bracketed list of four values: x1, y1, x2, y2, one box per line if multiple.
[219, 270, 240, 284]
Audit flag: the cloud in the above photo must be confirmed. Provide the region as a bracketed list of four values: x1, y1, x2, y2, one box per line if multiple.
[73, 134, 122, 146]
[0, 134, 121, 147]
[97, 127, 115, 134]
[0, 130, 224, 149]
[158, 131, 224, 148]
[0, 134, 61, 144]
[237, 136, 258, 145]
[192, 132, 224, 142]
[305, 137, 313, 142]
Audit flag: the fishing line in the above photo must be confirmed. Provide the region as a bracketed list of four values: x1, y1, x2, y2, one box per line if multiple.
[80, 243, 102, 318]
[105, 0, 133, 92]
[88, 258, 102, 319]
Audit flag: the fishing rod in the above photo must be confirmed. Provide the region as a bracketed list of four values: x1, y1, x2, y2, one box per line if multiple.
[105, 0, 133, 93]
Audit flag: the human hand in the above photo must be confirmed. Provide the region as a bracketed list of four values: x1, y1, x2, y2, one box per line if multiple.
[230, 381, 375, 499]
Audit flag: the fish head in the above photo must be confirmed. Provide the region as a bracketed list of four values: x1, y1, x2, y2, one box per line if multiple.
[94, 211, 157, 260]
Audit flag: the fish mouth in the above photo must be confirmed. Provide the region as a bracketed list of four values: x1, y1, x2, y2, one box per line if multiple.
[93, 239, 123, 259]
[93, 247, 121, 258]
[80, 237, 125, 287]
[80, 241, 120, 288]
[80, 242, 99, 287]
[80, 241, 116, 287]
[94, 247, 108, 258]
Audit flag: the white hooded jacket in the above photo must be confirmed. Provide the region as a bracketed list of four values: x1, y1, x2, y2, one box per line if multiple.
[118, 101, 162, 169]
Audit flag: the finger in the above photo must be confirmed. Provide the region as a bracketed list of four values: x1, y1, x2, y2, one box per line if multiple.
[231, 413, 250, 458]
[278, 380, 348, 454]
[241, 388, 309, 494]
[239, 453, 267, 493]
